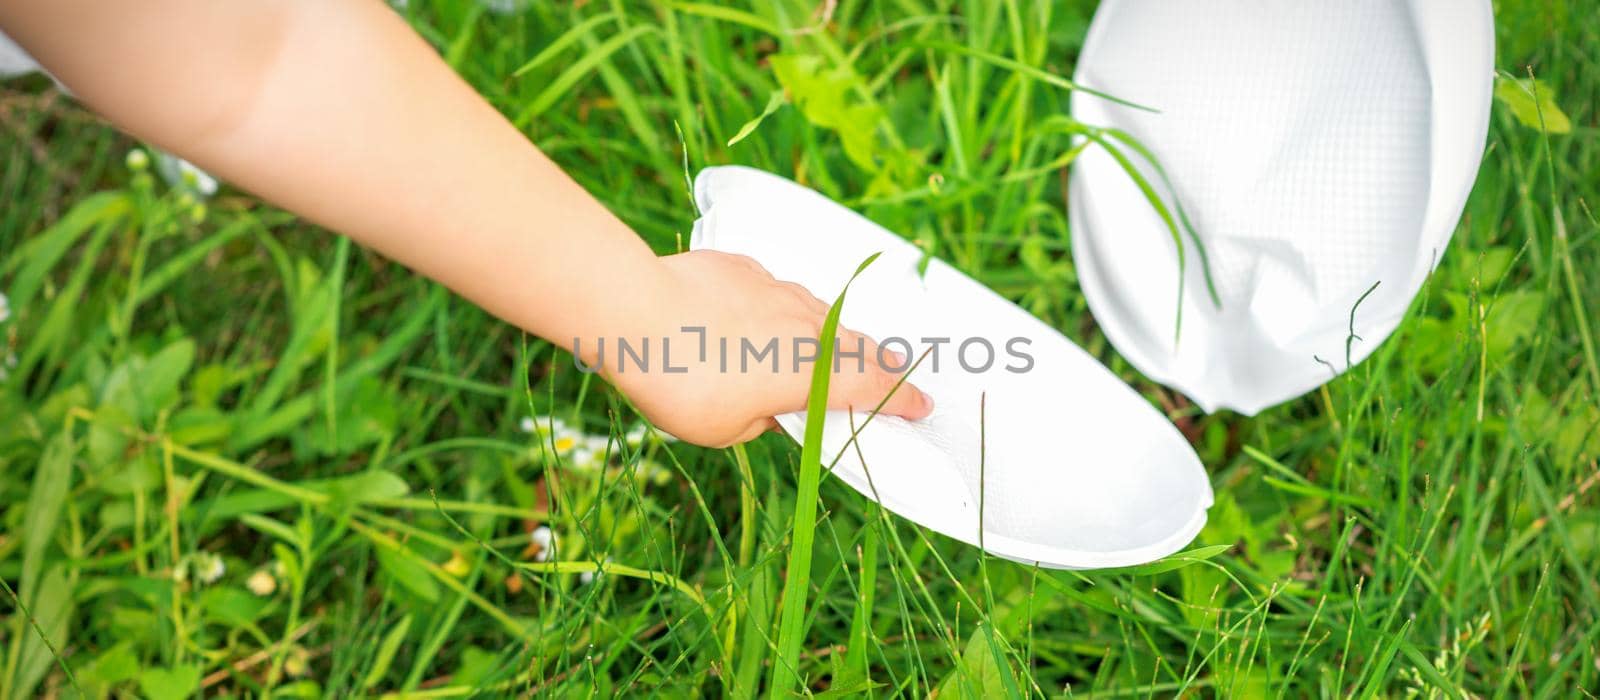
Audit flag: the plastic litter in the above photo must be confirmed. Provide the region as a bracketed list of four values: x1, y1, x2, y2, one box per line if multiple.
[692, 166, 1213, 569]
[1069, 0, 1495, 415]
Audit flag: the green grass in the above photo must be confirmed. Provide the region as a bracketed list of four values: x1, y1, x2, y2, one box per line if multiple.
[3, 0, 1598, 696]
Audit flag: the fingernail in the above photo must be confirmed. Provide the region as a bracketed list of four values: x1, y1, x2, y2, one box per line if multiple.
[886, 351, 907, 368]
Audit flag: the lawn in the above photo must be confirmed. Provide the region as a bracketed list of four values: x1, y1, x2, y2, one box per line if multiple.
[2, 1, 1597, 697]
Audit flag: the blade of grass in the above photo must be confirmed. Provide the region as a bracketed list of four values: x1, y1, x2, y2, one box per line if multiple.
[770, 252, 881, 696]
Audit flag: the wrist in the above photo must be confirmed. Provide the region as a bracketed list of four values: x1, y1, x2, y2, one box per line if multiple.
[559, 250, 675, 366]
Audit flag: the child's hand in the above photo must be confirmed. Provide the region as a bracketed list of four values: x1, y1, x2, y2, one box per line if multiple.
[594, 250, 933, 448]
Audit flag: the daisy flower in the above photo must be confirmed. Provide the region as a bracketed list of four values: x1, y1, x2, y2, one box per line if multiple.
[193, 552, 226, 585]
[530, 526, 556, 562]
[579, 557, 611, 585]
[571, 435, 612, 471]
[549, 424, 583, 455]
[624, 423, 648, 448]
[524, 415, 571, 437]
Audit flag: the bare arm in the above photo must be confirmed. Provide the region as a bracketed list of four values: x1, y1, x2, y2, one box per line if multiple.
[0, 0, 930, 446]
[1, 0, 656, 343]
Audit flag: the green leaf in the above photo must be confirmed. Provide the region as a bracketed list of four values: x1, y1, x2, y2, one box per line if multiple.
[1485, 290, 1545, 359]
[726, 90, 787, 147]
[452, 645, 499, 688]
[2, 191, 130, 311]
[239, 513, 302, 546]
[274, 680, 323, 698]
[362, 614, 414, 689]
[168, 406, 234, 446]
[323, 469, 410, 505]
[303, 378, 399, 457]
[137, 664, 201, 700]
[770, 54, 885, 172]
[934, 625, 1015, 699]
[10, 565, 77, 700]
[74, 641, 141, 697]
[376, 547, 441, 603]
[1495, 77, 1572, 134]
[21, 431, 75, 602]
[189, 364, 231, 408]
[1460, 246, 1516, 289]
[135, 338, 196, 419]
[200, 587, 270, 629]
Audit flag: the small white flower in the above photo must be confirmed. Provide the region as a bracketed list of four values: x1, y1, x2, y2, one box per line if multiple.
[579, 557, 611, 585]
[526, 415, 571, 436]
[194, 553, 225, 585]
[0, 291, 10, 324]
[624, 423, 648, 448]
[549, 424, 582, 455]
[569, 447, 597, 471]
[246, 569, 277, 596]
[530, 526, 555, 562]
[155, 152, 219, 197]
[572, 435, 613, 471]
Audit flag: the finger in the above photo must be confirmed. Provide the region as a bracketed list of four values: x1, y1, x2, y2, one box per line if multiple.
[723, 417, 776, 447]
[824, 345, 933, 420]
[721, 252, 769, 277]
[780, 281, 828, 316]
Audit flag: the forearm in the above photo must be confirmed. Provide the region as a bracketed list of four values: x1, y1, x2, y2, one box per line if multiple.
[0, 0, 662, 347]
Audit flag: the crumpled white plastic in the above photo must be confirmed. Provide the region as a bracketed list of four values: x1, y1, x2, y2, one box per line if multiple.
[1069, 0, 1495, 415]
[692, 166, 1213, 569]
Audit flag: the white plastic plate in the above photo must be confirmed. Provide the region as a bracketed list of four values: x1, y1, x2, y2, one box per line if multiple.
[1070, 0, 1495, 415]
[691, 166, 1213, 569]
